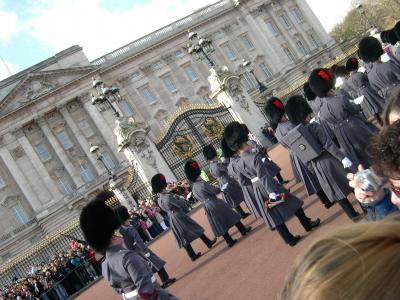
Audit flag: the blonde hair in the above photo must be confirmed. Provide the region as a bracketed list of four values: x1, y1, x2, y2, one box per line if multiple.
[281, 218, 400, 300]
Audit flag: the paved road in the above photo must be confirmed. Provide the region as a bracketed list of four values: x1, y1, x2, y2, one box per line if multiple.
[75, 145, 360, 300]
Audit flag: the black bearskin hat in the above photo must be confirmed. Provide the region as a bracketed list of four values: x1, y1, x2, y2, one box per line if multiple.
[395, 21, 400, 42]
[358, 37, 384, 63]
[381, 29, 398, 45]
[345, 57, 359, 72]
[223, 121, 249, 152]
[285, 95, 313, 126]
[334, 65, 348, 78]
[79, 197, 120, 253]
[184, 160, 201, 182]
[265, 97, 285, 124]
[151, 173, 167, 194]
[203, 144, 217, 161]
[303, 82, 316, 101]
[241, 123, 250, 135]
[221, 138, 236, 158]
[114, 205, 130, 223]
[308, 68, 335, 97]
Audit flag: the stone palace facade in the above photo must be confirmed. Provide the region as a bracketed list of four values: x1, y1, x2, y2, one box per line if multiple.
[0, 0, 341, 261]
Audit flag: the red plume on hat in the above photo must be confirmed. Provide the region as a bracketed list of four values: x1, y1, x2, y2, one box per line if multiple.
[190, 161, 199, 169]
[318, 69, 330, 81]
[272, 99, 284, 110]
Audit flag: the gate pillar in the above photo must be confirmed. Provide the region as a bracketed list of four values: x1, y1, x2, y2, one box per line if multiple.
[114, 117, 177, 184]
[208, 66, 271, 146]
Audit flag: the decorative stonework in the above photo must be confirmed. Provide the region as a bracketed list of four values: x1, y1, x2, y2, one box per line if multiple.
[139, 64, 153, 75]
[161, 54, 174, 64]
[114, 117, 150, 152]
[11, 146, 25, 160]
[21, 80, 57, 103]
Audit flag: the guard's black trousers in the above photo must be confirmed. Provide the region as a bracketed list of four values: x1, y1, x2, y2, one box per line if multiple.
[275, 208, 312, 244]
[183, 234, 214, 259]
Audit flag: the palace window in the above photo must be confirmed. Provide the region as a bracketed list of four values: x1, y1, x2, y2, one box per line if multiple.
[241, 35, 255, 50]
[132, 71, 141, 80]
[278, 14, 291, 30]
[141, 87, 157, 104]
[101, 152, 115, 170]
[163, 76, 178, 93]
[296, 40, 308, 56]
[56, 176, 75, 196]
[259, 63, 273, 78]
[309, 32, 320, 48]
[119, 100, 134, 117]
[283, 46, 296, 63]
[222, 44, 237, 60]
[291, 7, 304, 23]
[35, 143, 52, 162]
[184, 65, 199, 82]
[79, 164, 95, 183]
[242, 72, 257, 91]
[265, 20, 280, 36]
[78, 120, 94, 138]
[0, 175, 6, 189]
[175, 50, 184, 58]
[56, 131, 73, 150]
[10, 204, 28, 225]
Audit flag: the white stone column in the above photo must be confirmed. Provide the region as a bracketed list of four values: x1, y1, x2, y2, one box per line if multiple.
[0, 147, 43, 214]
[36, 117, 85, 187]
[109, 177, 136, 209]
[14, 128, 62, 201]
[58, 106, 103, 175]
[82, 99, 125, 163]
[208, 67, 269, 145]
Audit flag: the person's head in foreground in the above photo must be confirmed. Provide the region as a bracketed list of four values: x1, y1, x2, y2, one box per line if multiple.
[383, 85, 400, 126]
[368, 119, 400, 204]
[79, 191, 120, 254]
[223, 121, 250, 153]
[281, 218, 400, 300]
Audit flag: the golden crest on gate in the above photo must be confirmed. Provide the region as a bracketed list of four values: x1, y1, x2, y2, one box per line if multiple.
[172, 134, 195, 159]
[202, 117, 224, 139]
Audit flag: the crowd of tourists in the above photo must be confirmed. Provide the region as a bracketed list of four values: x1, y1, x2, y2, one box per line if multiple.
[0, 241, 100, 300]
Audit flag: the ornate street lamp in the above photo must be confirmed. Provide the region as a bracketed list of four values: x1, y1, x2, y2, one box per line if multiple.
[242, 59, 267, 94]
[187, 31, 216, 67]
[91, 77, 121, 118]
[90, 144, 114, 179]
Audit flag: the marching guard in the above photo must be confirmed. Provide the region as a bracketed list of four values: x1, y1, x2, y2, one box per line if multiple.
[358, 36, 400, 98]
[79, 193, 179, 300]
[223, 122, 321, 246]
[114, 205, 176, 289]
[203, 144, 250, 219]
[241, 124, 289, 185]
[309, 68, 375, 168]
[344, 57, 384, 125]
[265, 97, 333, 209]
[151, 174, 217, 261]
[284, 95, 361, 221]
[185, 160, 251, 247]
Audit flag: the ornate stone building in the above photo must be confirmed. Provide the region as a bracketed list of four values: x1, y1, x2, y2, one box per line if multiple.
[0, 0, 341, 262]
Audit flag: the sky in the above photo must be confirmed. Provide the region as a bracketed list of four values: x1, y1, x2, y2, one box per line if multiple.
[0, 0, 352, 81]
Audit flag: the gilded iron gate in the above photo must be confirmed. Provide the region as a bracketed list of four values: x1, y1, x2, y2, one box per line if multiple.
[156, 104, 236, 180]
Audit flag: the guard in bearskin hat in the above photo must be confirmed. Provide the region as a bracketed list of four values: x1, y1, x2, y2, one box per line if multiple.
[358, 36, 400, 97]
[309, 68, 375, 168]
[151, 174, 216, 261]
[79, 192, 179, 300]
[223, 122, 320, 246]
[203, 144, 250, 219]
[265, 97, 333, 209]
[184, 160, 251, 248]
[241, 124, 289, 185]
[343, 57, 384, 126]
[114, 205, 176, 289]
[284, 95, 361, 221]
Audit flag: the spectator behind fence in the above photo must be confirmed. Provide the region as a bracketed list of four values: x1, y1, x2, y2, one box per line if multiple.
[281, 218, 400, 300]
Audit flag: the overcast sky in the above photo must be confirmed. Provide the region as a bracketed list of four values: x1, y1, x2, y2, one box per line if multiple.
[0, 0, 353, 80]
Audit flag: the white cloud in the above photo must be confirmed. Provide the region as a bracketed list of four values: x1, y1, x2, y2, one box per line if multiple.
[306, 0, 353, 31]
[24, 0, 217, 61]
[0, 1, 20, 42]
